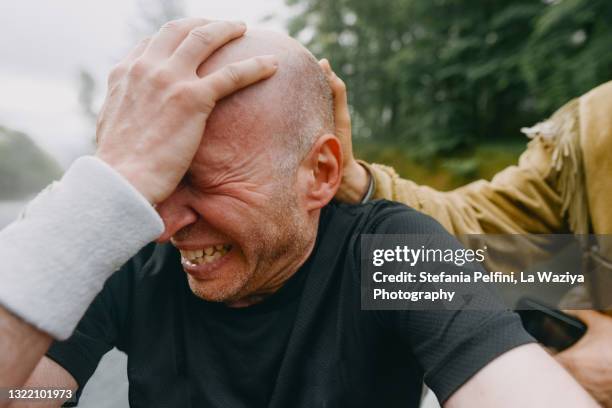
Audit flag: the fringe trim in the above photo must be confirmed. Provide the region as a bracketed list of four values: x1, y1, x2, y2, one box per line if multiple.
[521, 99, 590, 234]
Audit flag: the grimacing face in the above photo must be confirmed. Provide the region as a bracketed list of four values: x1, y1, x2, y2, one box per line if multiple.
[154, 29, 335, 305]
[155, 102, 315, 305]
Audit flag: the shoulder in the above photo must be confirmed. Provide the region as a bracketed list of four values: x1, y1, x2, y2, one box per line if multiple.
[322, 200, 453, 273]
[331, 199, 448, 235]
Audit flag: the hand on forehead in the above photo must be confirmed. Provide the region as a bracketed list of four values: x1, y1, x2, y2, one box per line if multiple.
[196, 30, 305, 135]
[192, 30, 322, 165]
[94, 19, 282, 204]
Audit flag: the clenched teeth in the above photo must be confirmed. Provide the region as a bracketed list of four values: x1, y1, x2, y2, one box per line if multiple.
[180, 244, 232, 265]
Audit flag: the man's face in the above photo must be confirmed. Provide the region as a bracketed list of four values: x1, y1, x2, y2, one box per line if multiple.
[159, 103, 313, 304]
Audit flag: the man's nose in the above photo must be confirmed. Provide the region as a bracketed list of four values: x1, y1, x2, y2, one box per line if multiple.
[155, 188, 199, 243]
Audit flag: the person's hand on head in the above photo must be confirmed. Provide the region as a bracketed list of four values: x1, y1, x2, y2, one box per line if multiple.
[95, 18, 279, 204]
[555, 310, 612, 407]
[319, 58, 370, 204]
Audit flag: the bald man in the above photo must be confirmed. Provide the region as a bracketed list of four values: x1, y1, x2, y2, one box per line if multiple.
[0, 18, 278, 402]
[5, 20, 598, 408]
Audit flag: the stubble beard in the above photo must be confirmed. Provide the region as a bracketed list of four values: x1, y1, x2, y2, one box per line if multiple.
[189, 182, 315, 305]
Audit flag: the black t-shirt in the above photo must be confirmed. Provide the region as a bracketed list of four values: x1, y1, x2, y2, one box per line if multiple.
[47, 200, 533, 407]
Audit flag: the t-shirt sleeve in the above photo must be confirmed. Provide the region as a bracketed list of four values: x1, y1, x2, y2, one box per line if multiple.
[45, 258, 134, 399]
[369, 205, 535, 403]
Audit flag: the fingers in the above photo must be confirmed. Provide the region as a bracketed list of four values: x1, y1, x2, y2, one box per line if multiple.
[319, 58, 332, 74]
[319, 58, 351, 135]
[108, 37, 151, 87]
[320, 58, 345, 99]
[320, 58, 347, 102]
[319, 58, 353, 163]
[125, 37, 152, 63]
[197, 55, 278, 108]
[144, 17, 212, 58]
[172, 21, 247, 71]
[564, 309, 605, 326]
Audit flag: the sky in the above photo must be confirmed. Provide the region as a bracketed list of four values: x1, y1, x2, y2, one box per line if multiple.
[0, 0, 290, 167]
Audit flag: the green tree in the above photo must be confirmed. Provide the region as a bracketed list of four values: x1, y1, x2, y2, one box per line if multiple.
[286, 0, 612, 156]
[0, 127, 62, 200]
[521, 0, 612, 113]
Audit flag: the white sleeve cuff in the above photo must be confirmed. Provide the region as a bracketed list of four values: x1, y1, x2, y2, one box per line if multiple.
[0, 156, 164, 339]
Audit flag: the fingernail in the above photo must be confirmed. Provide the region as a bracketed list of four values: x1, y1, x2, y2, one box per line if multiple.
[233, 20, 247, 28]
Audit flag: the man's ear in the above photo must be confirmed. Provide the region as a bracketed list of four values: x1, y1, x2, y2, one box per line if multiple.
[298, 134, 343, 211]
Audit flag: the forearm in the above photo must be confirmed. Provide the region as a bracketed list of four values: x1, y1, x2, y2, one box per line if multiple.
[360, 139, 564, 236]
[0, 306, 51, 395]
[0, 156, 163, 385]
[445, 343, 598, 408]
[5, 356, 77, 408]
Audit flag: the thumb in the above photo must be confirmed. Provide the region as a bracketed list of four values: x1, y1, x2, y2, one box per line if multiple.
[319, 58, 331, 74]
[563, 309, 603, 327]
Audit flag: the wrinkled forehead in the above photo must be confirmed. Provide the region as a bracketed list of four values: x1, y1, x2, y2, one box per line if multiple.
[190, 95, 276, 176]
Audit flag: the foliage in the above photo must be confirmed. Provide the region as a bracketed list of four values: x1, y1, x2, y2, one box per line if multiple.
[0, 127, 62, 200]
[521, 0, 612, 113]
[78, 69, 98, 126]
[354, 139, 525, 190]
[286, 0, 612, 157]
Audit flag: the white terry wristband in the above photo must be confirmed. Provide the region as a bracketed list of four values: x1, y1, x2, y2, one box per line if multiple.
[0, 156, 164, 339]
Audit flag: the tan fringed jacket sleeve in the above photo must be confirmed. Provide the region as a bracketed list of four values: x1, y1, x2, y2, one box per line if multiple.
[362, 80, 612, 238]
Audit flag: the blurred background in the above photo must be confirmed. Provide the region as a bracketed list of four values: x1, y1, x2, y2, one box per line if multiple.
[291, 0, 612, 188]
[1, 0, 611, 406]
